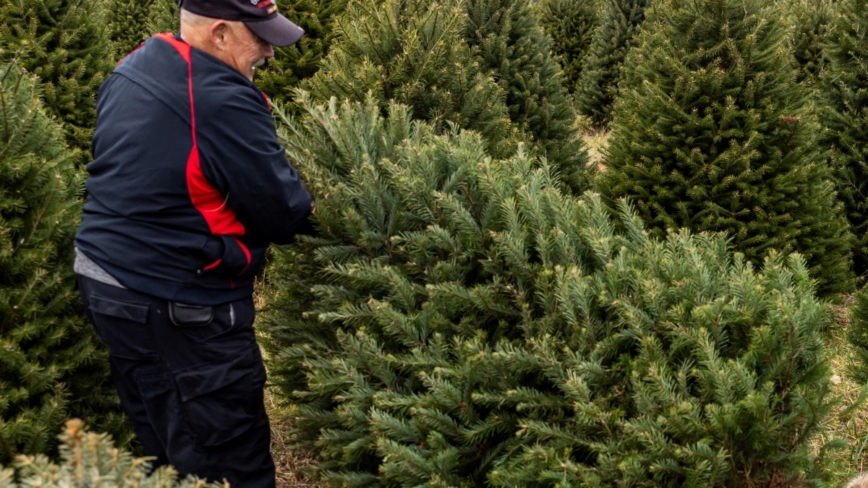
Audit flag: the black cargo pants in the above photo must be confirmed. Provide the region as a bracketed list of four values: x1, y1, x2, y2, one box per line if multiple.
[77, 276, 275, 487]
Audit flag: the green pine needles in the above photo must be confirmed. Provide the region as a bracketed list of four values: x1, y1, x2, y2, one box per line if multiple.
[261, 93, 838, 485]
[0, 62, 128, 465]
[535, 0, 600, 95]
[302, 0, 589, 192]
[0, 0, 114, 154]
[575, 0, 651, 126]
[461, 0, 588, 191]
[599, 0, 853, 296]
[820, 0, 868, 279]
[0, 420, 226, 487]
[256, 0, 348, 108]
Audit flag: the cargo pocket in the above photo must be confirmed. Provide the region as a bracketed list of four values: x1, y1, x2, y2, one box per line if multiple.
[173, 346, 266, 447]
[88, 294, 155, 360]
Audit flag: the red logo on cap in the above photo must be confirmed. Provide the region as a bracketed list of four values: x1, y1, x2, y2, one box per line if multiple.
[256, 0, 273, 7]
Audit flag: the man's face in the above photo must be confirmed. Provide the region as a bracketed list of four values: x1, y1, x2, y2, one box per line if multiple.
[221, 21, 274, 81]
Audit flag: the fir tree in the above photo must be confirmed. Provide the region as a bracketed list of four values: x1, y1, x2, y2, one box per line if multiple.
[145, 0, 180, 38]
[779, 0, 837, 88]
[0, 420, 226, 487]
[598, 0, 853, 296]
[535, 0, 599, 94]
[820, 0, 868, 278]
[256, 0, 348, 108]
[574, 0, 651, 126]
[0, 62, 128, 465]
[303, 0, 514, 159]
[461, 0, 589, 191]
[106, 0, 158, 60]
[0, 0, 114, 153]
[848, 286, 868, 384]
[261, 93, 838, 485]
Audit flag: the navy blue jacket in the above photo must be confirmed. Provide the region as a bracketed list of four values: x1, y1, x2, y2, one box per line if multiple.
[76, 33, 313, 305]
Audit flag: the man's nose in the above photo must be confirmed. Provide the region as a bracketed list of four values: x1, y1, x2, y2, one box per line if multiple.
[263, 44, 274, 58]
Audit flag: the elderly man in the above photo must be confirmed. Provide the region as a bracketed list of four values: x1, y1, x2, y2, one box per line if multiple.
[74, 1, 312, 486]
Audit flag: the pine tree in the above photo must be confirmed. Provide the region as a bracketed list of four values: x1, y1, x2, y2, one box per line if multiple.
[261, 93, 838, 485]
[779, 0, 837, 88]
[256, 0, 348, 108]
[598, 0, 853, 296]
[106, 0, 159, 61]
[303, 0, 515, 159]
[820, 0, 868, 279]
[574, 0, 651, 126]
[0, 0, 114, 154]
[461, 0, 589, 191]
[535, 0, 599, 94]
[0, 420, 226, 487]
[848, 286, 868, 384]
[0, 62, 129, 465]
[145, 0, 180, 38]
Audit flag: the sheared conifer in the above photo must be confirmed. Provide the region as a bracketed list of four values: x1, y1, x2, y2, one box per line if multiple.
[462, 0, 588, 191]
[106, 0, 157, 60]
[820, 0, 868, 278]
[575, 0, 651, 126]
[535, 0, 599, 93]
[256, 0, 348, 108]
[599, 0, 853, 296]
[0, 0, 113, 153]
[0, 420, 226, 487]
[780, 0, 836, 88]
[261, 93, 838, 485]
[0, 62, 128, 465]
[303, 0, 514, 159]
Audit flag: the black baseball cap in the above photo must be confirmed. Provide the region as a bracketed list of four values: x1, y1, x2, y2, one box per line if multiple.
[178, 0, 304, 47]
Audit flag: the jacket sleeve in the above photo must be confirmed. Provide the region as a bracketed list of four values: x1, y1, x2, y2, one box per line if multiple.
[196, 89, 313, 245]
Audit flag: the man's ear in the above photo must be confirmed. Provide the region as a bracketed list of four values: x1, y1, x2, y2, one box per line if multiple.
[210, 20, 229, 50]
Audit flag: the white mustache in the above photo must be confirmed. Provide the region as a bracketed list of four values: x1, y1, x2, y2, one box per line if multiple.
[253, 57, 266, 68]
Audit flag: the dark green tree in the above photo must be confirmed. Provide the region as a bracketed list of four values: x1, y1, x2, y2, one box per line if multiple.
[574, 0, 651, 126]
[462, 0, 589, 191]
[819, 0, 868, 279]
[0, 62, 129, 465]
[106, 0, 160, 61]
[779, 0, 837, 88]
[0, 0, 114, 154]
[260, 93, 839, 485]
[303, 0, 515, 159]
[535, 0, 599, 94]
[598, 0, 853, 296]
[145, 0, 179, 39]
[256, 0, 348, 108]
[848, 286, 868, 384]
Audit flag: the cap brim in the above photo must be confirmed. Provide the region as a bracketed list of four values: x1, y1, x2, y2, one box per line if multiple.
[245, 14, 304, 47]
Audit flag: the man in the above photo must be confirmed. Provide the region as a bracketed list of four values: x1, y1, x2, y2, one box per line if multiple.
[74, 1, 313, 486]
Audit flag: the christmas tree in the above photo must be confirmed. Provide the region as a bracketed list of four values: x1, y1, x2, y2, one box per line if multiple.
[574, 0, 651, 126]
[780, 0, 837, 88]
[303, 0, 515, 159]
[0, 62, 128, 465]
[535, 0, 599, 94]
[256, 0, 348, 108]
[461, 0, 589, 191]
[106, 0, 158, 61]
[0, 420, 226, 487]
[261, 93, 838, 485]
[599, 0, 853, 296]
[820, 0, 868, 278]
[0, 0, 114, 153]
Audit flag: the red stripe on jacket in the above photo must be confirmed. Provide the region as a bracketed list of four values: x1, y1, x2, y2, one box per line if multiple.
[153, 33, 252, 274]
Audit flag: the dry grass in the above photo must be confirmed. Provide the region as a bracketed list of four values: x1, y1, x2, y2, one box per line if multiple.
[266, 389, 323, 488]
[814, 296, 868, 486]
